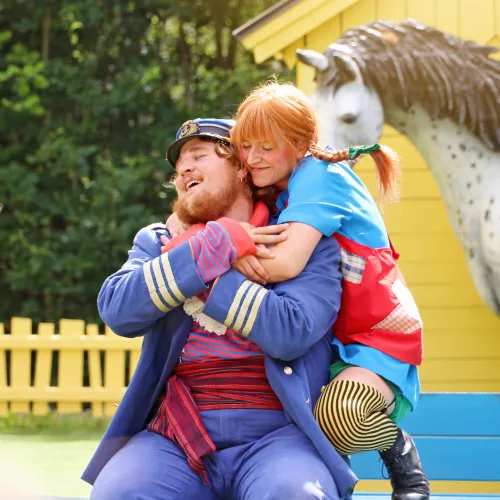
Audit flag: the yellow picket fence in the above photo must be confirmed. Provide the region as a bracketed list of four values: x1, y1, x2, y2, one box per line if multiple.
[0, 317, 142, 417]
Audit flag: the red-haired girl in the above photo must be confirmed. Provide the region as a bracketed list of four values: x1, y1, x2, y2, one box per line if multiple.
[230, 82, 429, 500]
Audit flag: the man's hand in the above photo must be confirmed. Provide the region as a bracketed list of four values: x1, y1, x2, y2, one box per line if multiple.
[160, 235, 170, 253]
[166, 212, 190, 238]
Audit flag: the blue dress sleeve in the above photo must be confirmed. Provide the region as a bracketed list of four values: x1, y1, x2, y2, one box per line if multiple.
[277, 156, 354, 237]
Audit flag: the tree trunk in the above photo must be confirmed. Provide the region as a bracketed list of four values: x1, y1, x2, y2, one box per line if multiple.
[42, 13, 51, 61]
[178, 16, 195, 109]
[226, 0, 243, 68]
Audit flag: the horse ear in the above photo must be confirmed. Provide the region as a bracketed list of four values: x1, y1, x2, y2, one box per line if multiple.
[332, 53, 363, 84]
[296, 49, 329, 72]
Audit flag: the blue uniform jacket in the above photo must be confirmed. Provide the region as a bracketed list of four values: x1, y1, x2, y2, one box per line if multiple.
[82, 221, 358, 498]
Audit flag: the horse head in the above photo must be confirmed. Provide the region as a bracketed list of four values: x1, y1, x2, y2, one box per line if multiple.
[297, 47, 384, 149]
[297, 20, 500, 151]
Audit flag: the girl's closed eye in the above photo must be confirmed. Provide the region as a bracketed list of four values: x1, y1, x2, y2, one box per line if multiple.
[194, 154, 207, 160]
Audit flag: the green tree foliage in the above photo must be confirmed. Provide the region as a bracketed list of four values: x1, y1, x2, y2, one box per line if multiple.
[0, 0, 292, 324]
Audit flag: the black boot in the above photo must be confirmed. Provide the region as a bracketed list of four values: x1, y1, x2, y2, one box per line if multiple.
[379, 429, 431, 500]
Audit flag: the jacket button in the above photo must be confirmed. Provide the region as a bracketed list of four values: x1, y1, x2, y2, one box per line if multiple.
[305, 398, 310, 404]
[284, 366, 293, 375]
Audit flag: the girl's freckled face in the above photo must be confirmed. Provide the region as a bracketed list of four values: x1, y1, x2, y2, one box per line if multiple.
[240, 136, 300, 190]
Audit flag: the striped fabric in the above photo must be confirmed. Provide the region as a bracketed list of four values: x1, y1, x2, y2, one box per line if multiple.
[185, 222, 263, 361]
[182, 322, 262, 362]
[314, 379, 398, 455]
[143, 252, 187, 312]
[221, 279, 269, 338]
[190, 221, 237, 283]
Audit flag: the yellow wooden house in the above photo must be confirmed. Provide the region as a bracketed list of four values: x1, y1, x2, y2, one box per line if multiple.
[234, 0, 500, 395]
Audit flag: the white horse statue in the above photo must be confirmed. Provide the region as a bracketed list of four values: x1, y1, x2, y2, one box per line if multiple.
[297, 19, 500, 316]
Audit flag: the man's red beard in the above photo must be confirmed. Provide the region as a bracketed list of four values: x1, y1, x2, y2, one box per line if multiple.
[173, 179, 243, 225]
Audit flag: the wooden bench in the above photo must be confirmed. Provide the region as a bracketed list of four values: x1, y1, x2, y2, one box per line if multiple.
[352, 393, 500, 499]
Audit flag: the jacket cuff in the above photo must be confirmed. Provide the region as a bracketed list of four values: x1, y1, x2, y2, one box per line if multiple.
[144, 240, 208, 312]
[203, 270, 268, 338]
[216, 217, 257, 258]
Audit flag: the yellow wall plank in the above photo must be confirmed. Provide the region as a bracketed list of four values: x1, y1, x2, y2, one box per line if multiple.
[297, 61, 317, 96]
[400, 261, 473, 285]
[389, 233, 464, 262]
[374, 199, 452, 233]
[306, 16, 341, 51]
[406, 0, 436, 25]
[423, 380, 500, 391]
[496, 0, 500, 34]
[375, 0, 406, 21]
[411, 284, 484, 308]
[340, 0, 376, 32]
[58, 319, 84, 414]
[357, 480, 500, 495]
[103, 325, 125, 416]
[460, 0, 495, 43]
[0, 323, 7, 416]
[282, 39, 305, 69]
[86, 324, 103, 417]
[297, 16, 342, 92]
[423, 330, 500, 358]
[419, 305, 499, 329]
[362, 170, 441, 200]
[10, 317, 31, 413]
[436, 0, 459, 35]
[32, 323, 54, 416]
[420, 359, 500, 384]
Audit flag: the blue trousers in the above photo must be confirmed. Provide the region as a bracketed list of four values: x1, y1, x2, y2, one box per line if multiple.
[90, 409, 339, 500]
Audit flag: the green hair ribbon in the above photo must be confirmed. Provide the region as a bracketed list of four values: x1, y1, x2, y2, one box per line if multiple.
[348, 143, 381, 159]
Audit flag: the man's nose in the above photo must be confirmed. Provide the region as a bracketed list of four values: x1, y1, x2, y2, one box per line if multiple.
[177, 161, 194, 175]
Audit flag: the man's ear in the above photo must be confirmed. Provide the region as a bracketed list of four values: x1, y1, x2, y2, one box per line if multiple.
[236, 166, 249, 182]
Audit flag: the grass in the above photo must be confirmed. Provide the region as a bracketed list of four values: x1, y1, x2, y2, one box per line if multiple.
[0, 413, 110, 499]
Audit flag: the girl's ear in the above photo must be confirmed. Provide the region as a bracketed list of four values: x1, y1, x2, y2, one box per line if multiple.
[294, 141, 308, 160]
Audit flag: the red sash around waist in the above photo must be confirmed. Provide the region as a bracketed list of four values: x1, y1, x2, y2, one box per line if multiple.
[147, 357, 282, 484]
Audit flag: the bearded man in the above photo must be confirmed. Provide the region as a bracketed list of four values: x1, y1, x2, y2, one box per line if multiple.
[82, 119, 357, 500]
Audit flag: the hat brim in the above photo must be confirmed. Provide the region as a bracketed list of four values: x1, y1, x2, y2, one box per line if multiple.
[167, 133, 231, 168]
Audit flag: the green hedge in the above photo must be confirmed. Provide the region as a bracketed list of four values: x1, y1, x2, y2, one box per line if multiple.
[0, 0, 292, 324]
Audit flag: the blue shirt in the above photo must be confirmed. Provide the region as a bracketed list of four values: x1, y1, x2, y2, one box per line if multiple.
[278, 156, 389, 248]
[277, 155, 420, 410]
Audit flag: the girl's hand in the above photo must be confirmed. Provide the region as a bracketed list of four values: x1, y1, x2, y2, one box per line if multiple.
[239, 222, 289, 246]
[166, 212, 190, 238]
[232, 245, 274, 285]
[232, 255, 267, 285]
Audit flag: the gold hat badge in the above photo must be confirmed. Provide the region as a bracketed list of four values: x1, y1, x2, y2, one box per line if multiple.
[178, 120, 200, 139]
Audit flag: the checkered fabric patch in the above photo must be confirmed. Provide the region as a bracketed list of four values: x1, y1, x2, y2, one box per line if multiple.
[372, 303, 422, 334]
[340, 248, 366, 284]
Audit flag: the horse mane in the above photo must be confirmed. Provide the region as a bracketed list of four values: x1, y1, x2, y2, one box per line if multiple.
[322, 19, 500, 150]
